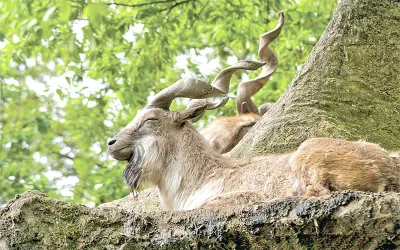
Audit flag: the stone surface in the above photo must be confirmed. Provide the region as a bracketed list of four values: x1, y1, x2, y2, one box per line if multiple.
[1, 190, 400, 249]
[99, 187, 160, 213]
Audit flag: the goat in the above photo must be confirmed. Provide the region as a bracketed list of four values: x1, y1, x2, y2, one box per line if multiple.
[198, 13, 284, 153]
[108, 58, 296, 210]
[108, 62, 400, 211]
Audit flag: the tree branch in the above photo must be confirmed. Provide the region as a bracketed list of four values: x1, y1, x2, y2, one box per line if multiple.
[189, 0, 209, 29]
[161, 0, 195, 15]
[106, 0, 176, 8]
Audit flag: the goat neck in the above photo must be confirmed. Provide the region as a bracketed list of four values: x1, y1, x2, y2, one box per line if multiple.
[156, 122, 230, 210]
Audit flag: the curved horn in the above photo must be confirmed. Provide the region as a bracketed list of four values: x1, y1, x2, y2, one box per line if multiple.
[236, 11, 285, 114]
[146, 60, 265, 110]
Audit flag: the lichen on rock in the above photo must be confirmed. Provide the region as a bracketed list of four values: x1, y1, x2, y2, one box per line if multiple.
[1, 190, 400, 249]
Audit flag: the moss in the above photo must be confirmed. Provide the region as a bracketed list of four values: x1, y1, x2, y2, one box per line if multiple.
[2, 190, 400, 249]
[0, 191, 129, 249]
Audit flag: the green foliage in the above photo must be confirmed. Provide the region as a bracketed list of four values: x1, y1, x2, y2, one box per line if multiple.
[0, 0, 338, 205]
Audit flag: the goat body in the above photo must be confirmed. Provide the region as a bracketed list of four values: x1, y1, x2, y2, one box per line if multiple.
[199, 102, 275, 154]
[108, 107, 293, 210]
[109, 105, 400, 211]
[200, 113, 261, 154]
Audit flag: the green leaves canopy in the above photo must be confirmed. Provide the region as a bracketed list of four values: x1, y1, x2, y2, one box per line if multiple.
[0, 0, 338, 205]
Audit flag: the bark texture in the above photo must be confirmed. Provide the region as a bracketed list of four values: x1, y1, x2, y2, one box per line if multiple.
[1, 190, 400, 249]
[231, 0, 400, 158]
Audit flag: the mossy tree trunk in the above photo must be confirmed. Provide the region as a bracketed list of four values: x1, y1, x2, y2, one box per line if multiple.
[1, 0, 400, 249]
[231, 0, 400, 158]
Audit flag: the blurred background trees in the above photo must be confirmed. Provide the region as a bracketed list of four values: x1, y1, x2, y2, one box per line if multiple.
[0, 0, 338, 205]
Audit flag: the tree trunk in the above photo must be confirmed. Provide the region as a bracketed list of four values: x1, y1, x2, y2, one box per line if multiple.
[1, 0, 400, 248]
[231, 0, 400, 158]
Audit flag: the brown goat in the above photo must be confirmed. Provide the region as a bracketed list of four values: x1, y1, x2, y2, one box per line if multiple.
[108, 117, 400, 211]
[108, 60, 285, 211]
[199, 103, 275, 154]
[108, 66, 400, 211]
[200, 113, 261, 154]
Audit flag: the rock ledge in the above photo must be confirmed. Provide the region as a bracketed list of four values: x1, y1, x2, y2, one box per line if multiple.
[1, 190, 400, 249]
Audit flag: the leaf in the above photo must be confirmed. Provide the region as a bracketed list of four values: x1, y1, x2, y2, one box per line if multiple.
[36, 117, 50, 134]
[60, 4, 71, 22]
[43, 6, 57, 21]
[65, 77, 72, 86]
[56, 89, 63, 97]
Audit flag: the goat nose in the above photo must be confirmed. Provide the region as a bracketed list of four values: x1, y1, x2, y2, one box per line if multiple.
[108, 139, 117, 146]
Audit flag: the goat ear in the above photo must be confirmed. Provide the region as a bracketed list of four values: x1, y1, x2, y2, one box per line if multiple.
[240, 101, 250, 114]
[174, 104, 208, 123]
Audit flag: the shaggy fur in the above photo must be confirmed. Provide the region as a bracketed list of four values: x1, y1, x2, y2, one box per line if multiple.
[200, 103, 275, 154]
[289, 138, 400, 196]
[200, 113, 261, 154]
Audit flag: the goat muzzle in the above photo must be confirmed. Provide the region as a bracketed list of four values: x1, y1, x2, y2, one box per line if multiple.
[108, 143, 134, 161]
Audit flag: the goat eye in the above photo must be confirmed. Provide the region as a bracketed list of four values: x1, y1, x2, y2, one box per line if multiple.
[145, 118, 158, 122]
[138, 118, 158, 130]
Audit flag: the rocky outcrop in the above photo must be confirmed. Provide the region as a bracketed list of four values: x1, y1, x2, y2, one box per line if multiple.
[1, 190, 400, 249]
